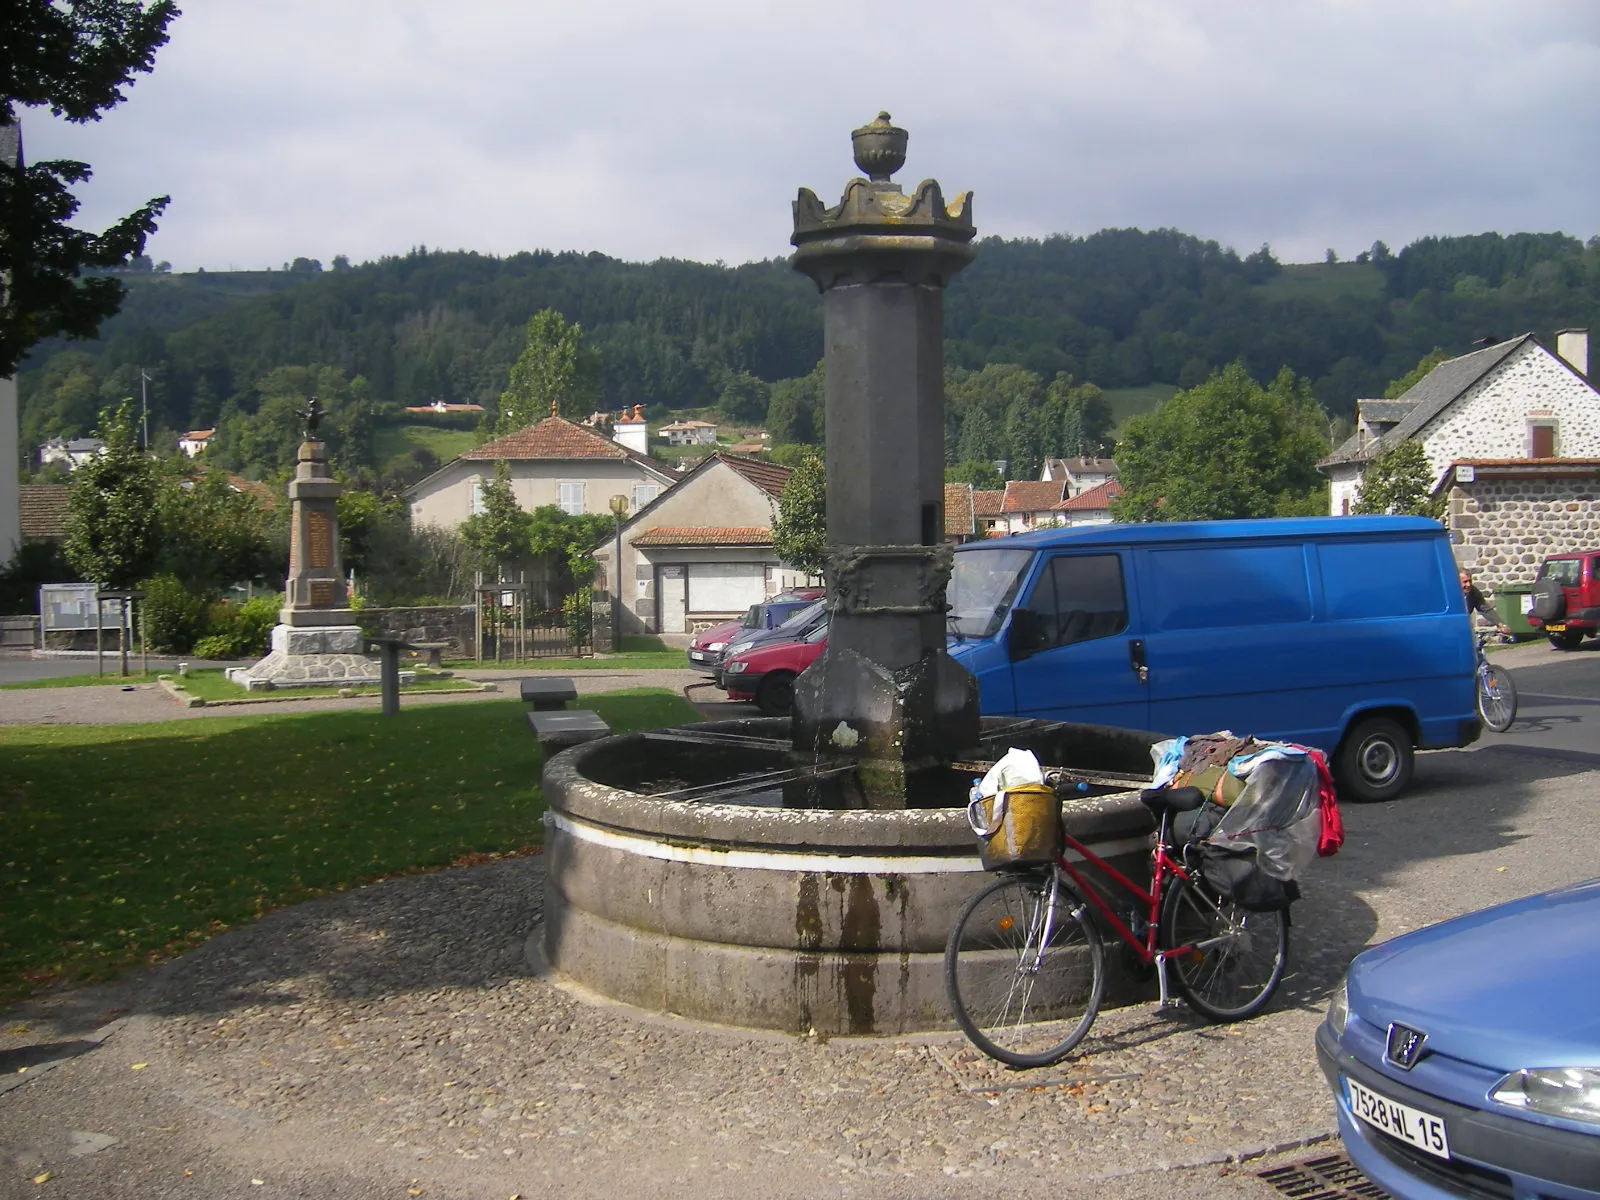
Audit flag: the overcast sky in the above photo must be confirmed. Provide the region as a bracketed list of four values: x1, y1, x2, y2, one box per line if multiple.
[24, 0, 1600, 273]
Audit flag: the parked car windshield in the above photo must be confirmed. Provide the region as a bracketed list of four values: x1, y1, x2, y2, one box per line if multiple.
[774, 598, 826, 632]
[1541, 558, 1583, 586]
[740, 605, 763, 629]
[947, 547, 1034, 639]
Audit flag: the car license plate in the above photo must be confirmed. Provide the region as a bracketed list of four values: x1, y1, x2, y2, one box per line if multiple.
[1345, 1077, 1450, 1159]
[1546, 623, 1566, 632]
[690, 650, 710, 662]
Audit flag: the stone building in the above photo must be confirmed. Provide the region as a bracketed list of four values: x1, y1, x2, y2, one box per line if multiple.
[1319, 330, 1597, 515]
[1434, 459, 1600, 592]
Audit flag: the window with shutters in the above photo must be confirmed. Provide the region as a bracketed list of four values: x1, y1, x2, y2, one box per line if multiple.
[558, 482, 586, 515]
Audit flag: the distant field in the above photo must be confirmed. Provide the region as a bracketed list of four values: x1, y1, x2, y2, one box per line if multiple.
[373, 423, 482, 467]
[1255, 262, 1386, 304]
[1102, 383, 1176, 425]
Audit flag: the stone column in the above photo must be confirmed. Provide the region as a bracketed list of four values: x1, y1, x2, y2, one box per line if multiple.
[231, 437, 381, 689]
[788, 113, 981, 808]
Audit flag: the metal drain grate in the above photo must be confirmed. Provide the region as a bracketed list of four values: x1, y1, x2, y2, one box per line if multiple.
[1258, 1153, 1391, 1200]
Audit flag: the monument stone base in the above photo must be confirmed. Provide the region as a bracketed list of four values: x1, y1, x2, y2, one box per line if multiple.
[228, 623, 384, 691]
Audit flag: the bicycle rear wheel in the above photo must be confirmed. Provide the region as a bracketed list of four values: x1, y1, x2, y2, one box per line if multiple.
[1159, 874, 1287, 1022]
[944, 870, 1105, 1068]
[1477, 663, 1518, 733]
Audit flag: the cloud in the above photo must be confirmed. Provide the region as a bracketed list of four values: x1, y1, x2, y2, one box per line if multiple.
[24, 0, 1600, 271]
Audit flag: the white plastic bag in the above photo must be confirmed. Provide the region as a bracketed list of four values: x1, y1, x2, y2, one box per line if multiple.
[966, 748, 1045, 836]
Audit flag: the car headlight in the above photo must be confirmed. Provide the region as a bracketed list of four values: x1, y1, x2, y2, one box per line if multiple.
[1326, 976, 1348, 1038]
[708, 642, 726, 652]
[724, 661, 748, 675]
[1492, 1068, 1600, 1125]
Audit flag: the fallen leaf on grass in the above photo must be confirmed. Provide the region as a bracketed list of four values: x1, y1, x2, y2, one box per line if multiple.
[130, 1062, 148, 1070]
[32, 1171, 51, 1184]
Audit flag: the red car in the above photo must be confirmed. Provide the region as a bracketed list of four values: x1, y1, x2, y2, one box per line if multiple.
[685, 589, 824, 674]
[720, 621, 828, 716]
[1527, 548, 1600, 649]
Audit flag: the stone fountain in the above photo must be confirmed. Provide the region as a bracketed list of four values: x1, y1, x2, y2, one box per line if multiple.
[539, 116, 1159, 1035]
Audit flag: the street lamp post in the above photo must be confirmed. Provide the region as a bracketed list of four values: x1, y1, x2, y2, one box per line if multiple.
[608, 494, 630, 651]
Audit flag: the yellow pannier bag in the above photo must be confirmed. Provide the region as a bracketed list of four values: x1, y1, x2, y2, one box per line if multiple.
[968, 782, 1062, 871]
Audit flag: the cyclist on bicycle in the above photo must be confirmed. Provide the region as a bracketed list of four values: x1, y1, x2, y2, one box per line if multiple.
[1459, 569, 1509, 637]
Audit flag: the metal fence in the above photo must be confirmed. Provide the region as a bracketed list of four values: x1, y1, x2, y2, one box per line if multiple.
[475, 588, 592, 661]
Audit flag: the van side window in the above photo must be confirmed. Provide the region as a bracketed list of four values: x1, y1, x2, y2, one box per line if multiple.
[1145, 545, 1312, 630]
[1319, 539, 1447, 619]
[1023, 554, 1128, 650]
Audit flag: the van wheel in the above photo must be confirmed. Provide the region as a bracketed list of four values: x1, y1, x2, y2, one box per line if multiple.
[1548, 629, 1583, 650]
[755, 672, 797, 717]
[1335, 717, 1413, 802]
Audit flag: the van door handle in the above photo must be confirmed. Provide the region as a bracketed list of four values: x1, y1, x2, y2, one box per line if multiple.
[1129, 639, 1149, 684]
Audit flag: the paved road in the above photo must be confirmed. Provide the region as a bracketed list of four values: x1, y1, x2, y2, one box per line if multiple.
[1472, 636, 1600, 763]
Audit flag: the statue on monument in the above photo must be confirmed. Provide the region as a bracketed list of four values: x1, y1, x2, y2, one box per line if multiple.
[296, 396, 324, 440]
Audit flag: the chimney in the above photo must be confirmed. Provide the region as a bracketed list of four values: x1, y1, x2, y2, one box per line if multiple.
[1556, 329, 1589, 378]
[612, 407, 649, 456]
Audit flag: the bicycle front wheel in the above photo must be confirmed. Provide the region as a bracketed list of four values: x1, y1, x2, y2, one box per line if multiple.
[1159, 874, 1287, 1022]
[944, 871, 1104, 1068]
[1478, 663, 1518, 733]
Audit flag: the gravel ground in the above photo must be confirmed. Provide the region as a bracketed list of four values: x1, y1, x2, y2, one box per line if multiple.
[3, 744, 1596, 1199]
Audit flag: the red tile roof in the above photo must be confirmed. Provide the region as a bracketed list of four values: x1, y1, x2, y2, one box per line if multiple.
[715, 453, 793, 498]
[18, 484, 69, 539]
[463, 416, 668, 472]
[631, 526, 773, 547]
[972, 489, 1005, 516]
[1001, 480, 1067, 513]
[1055, 479, 1123, 511]
[944, 483, 975, 536]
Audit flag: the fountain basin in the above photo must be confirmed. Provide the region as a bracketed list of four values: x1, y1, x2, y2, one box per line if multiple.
[540, 717, 1162, 1035]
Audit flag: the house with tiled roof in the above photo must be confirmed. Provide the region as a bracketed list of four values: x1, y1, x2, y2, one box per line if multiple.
[1040, 456, 1118, 497]
[659, 418, 718, 446]
[178, 429, 215, 457]
[1052, 478, 1122, 526]
[593, 452, 820, 635]
[943, 483, 977, 543]
[1319, 330, 1599, 517]
[406, 412, 677, 532]
[999, 479, 1069, 534]
[972, 489, 1006, 537]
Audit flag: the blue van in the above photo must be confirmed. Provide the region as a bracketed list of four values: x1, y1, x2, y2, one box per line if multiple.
[946, 516, 1478, 801]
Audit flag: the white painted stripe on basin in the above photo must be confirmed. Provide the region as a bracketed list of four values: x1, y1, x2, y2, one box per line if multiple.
[545, 810, 1152, 875]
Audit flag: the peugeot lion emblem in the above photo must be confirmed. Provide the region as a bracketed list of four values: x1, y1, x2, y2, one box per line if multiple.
[1386, 1022, 1428, 1070]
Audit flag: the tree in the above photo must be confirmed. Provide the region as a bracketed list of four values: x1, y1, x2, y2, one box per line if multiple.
[1384, 348, 1449, 398]
[63, 398, 163, 586]
[1352, 440, 1443, 519]
[946, 459, 1003, 490]
[460, 461, 527, 578]
[156, 466, 278, 592]
[497, 309, 601, 430]
[1, 0, 177, 376]
[772, 452, 827, 577]
[766, 362, 823, 446]
[715, 369, 770, 424]
[1111, 364, 1328, 522]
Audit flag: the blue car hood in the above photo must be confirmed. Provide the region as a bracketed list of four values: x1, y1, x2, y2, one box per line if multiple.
[1350, 879, 1600, 1070]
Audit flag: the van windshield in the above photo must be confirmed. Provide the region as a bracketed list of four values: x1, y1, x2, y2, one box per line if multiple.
[740, 605, 763, 629]
[947, 547, 1034, 639]
[776, 599, 825, 632]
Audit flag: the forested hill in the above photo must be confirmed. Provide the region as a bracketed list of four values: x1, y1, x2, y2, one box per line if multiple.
[19, 229, 1599, 458]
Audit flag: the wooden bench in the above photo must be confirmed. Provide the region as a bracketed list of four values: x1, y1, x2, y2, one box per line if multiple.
[527, 709, 611, 753]
[520, 676, 578, 710]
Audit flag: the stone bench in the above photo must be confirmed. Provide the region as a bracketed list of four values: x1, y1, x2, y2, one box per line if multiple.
[527, 709, 611, 754]
[520, 676, 578, 710]
[404, 641, 450, 669]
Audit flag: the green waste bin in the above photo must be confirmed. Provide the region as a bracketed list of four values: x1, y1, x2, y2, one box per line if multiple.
[1493, 584, 1536, 639]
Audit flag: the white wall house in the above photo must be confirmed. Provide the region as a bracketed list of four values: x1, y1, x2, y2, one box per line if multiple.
[38, 437, 105, 471]
[178, 429, 214, 457]
[659, 419, 718, 446]
[593, 453, 813, 635]
[1320, 331, 1598, 514]
[1040, 456, 1119, 497]
[408, 415, 677, 532]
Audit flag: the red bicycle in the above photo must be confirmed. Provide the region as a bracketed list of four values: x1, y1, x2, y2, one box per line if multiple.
[944, 781, 1290, 1068]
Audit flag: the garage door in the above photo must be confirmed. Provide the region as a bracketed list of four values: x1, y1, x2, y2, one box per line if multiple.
[687, 562, 766, 613]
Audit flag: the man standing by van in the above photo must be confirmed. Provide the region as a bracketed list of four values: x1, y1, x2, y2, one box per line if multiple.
[1460, 569, 1510, 637]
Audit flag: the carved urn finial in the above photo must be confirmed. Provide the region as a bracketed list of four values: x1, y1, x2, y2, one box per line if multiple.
[851, 111, 907, 184]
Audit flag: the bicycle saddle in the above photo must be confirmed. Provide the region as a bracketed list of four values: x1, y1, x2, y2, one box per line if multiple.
[1139, 786, 1207, 815]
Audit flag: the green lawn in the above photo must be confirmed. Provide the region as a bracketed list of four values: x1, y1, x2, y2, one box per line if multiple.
[372, 423, 483, 468]
[0, 671, 175, 691]
[0, 689, 698, 1005]
[1101, 383, 1176, 425]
